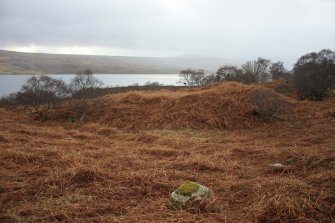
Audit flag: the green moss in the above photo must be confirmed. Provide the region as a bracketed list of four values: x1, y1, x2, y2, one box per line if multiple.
[176, 180, 199, 196]
[283, 157, 295, 165]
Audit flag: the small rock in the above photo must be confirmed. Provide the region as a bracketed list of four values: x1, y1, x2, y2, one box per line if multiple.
[170, 180, 212, 209]
[268, 163, 287, 171]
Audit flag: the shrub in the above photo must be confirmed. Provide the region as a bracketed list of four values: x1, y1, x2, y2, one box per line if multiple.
[293, 49, 335, 100]
[213, 65, 244, 83]
[247, 89, 293, 121]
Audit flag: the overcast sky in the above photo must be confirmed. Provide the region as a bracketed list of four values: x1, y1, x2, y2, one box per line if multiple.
[0, 0, 334, 67]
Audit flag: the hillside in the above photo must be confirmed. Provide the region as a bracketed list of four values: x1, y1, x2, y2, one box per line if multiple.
[57, 82, 294, 130]
[1, 82, 334, 222]
[0, 50, 240, 74]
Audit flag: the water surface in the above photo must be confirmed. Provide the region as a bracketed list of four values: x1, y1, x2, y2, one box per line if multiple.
[0, 74, 181, 97]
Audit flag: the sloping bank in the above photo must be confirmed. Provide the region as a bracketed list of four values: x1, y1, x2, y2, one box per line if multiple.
[83, 82, 294, 130]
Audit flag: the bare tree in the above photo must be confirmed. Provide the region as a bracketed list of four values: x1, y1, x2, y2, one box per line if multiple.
[179, 69, 206, 86]
[242, 57, 271, 83]
[69, 69, 102, 95]
[69, 69, 103, 121]
[20, 76, 44, 112]
[270, 61, 290, 80]
[179, 68, 194, 86]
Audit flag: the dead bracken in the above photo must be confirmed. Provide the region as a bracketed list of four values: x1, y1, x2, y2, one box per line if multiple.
[0, 82, 334, 222]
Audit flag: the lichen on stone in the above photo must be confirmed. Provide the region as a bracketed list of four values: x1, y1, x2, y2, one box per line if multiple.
[175, 180, 200, 196]
[170, 181, 212, 209]
[170, 192, 189, 208]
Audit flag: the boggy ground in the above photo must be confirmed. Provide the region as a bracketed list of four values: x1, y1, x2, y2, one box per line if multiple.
[0, 83, 335, 222]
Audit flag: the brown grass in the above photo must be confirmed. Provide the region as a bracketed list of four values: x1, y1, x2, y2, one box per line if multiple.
[51, 82, 295, 130]
[0, 82, 334, 222]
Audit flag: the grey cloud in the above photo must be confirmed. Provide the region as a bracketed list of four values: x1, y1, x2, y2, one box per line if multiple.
[0, 0, 334, 66]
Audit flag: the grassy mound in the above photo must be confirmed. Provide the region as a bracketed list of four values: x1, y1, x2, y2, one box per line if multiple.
[98, 82, 293, 130]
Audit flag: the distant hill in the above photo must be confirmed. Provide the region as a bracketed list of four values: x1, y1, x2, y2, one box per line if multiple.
[0, 50, 241, 74]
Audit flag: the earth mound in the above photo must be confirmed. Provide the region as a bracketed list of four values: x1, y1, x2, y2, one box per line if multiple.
[97, 82, 294, 130]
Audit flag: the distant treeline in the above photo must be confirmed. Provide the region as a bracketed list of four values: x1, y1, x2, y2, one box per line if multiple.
[179, 49, 335, 100]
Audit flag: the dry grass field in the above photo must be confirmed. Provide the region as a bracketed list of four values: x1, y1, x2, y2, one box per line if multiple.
[1, 82, 334, 222]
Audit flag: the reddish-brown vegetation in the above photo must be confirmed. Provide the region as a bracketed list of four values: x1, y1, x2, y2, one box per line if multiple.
[53, 82, 294, 130]
[0, 82, 334, 222]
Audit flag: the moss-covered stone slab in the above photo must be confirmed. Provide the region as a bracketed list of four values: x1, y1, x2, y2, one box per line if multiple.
[175, 180, 199, 196]
[170, 180, 212, 208]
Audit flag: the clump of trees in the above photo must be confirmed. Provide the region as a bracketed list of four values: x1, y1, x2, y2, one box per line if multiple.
[180, 57, 291, 86]
[293, 49, 335, 100]
[69, 69, 103, 121]
[0, 75, 69, 121]
[0, 69, 103, 121]
[179, 49, 335, 100]
[20, 75, 69, 113]
[204, 66, 244, 83]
